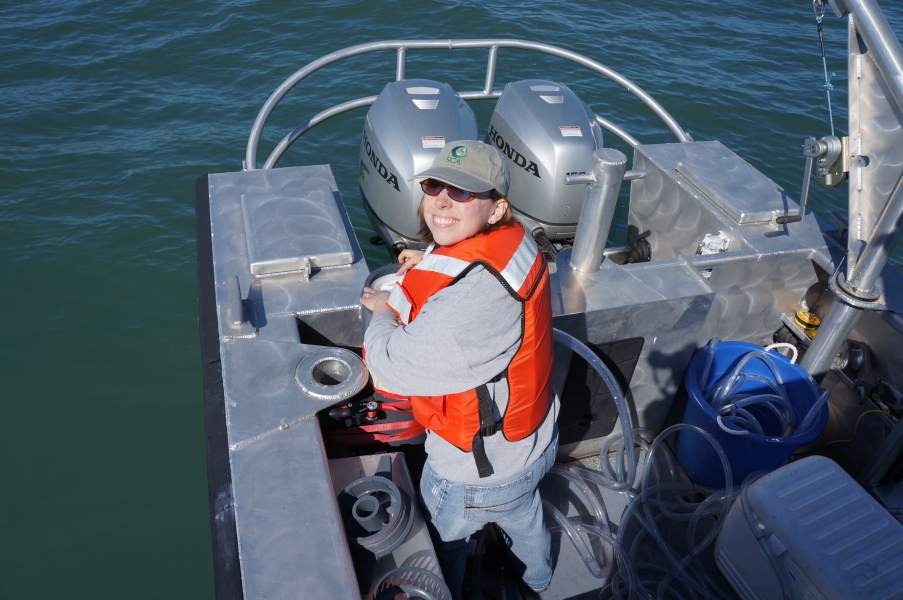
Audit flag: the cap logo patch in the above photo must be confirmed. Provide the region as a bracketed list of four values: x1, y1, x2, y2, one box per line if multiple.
[446, 145, 469, 165]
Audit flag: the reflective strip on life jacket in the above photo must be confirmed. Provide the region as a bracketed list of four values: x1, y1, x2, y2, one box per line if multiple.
[500, 232, 540, 292]
[387, 250, 470, 324]
[416, 253, 470, 278]
[387, 284, 413, 324]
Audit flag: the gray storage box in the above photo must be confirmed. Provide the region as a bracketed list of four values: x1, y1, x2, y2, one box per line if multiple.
[715, 455, 903, 599]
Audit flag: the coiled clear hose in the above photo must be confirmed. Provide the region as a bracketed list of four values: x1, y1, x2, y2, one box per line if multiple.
[699, 343, 828, 438]
[548, 331, 739, 599]
[547, 465, 615, 578]
[554, 329, 638, 492]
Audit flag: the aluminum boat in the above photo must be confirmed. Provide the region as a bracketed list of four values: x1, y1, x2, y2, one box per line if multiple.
[195, 1, 903, 598]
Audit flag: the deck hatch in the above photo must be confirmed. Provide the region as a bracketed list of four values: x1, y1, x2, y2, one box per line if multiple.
[240, 186, 354, 276]
[675, 149, 790, 225]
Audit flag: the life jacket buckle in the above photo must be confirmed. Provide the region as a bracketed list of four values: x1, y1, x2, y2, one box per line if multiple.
[481, 419, 502, 437]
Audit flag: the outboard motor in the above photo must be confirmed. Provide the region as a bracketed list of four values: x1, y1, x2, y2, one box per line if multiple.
[486, 80, 604, 242]
[360, 79, 477, 253]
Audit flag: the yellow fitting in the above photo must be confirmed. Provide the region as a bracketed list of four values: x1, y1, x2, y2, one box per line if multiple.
[795, 310, 820, 339]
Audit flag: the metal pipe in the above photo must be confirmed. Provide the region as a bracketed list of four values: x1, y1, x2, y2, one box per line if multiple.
[263, 96, 377, 170]
[245, 39, 691, 169]
[484, 46, 498, 95]
[798, 1, 903, 380]
[847, 171, 903, 293]
[798, 155, 815, 218]
[395, 47, 406, 81]
[800, 300, 863, 378]
[844, 0, 903, 116]
[264, 88, 509, 168]
[802, 158, 903, 379]
[568, 148, 627, 272]
[457, 90, 503, 100]
[595, 114, 640, 148]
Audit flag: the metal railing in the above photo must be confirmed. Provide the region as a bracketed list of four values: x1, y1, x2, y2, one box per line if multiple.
[245, 39, 691, 170]
[802, 0, 903, 380]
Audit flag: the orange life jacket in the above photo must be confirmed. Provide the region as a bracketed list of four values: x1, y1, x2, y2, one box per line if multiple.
[386, 223, 553, 475]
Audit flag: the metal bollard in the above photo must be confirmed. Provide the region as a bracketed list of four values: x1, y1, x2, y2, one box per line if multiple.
[566, 148, 628, 272]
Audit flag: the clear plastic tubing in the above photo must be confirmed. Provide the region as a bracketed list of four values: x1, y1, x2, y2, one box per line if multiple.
[721, 393, 793, 417]
[697, 338, 720, 391]
[554, 329, 637, 491]
[638, 424, 733, 600]
[797, 388, 830, 434]
[548, 465, 614, 577]
[542, 500, 638, 600]
[742, 373, 791, 405]
[723, 411, 765, 435]
[729, 350, 785, 387]
[705, 350, 788, 408]
[543, 499, 605, 579]
[575, 524, 638, 600]
[704, 347, 803, 436]
[706, 372, 747, 407]
[721, 394, 794, 436]
[653, 488, 736, 598]
[600, 429, 664, 485]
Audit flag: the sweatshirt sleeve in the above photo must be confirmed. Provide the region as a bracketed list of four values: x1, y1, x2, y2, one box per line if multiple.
[363, 266, 522, 396]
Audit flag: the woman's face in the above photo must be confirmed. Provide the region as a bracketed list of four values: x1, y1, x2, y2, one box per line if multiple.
[421, 188, 509, 246]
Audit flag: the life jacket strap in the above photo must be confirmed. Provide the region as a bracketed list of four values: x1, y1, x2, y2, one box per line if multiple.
[471, 370, 507, 478]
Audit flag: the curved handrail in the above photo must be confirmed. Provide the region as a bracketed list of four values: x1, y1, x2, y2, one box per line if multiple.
[595, 114, 640, 149]
[263, 96, 378, 170]
[246, 39, 691, 170]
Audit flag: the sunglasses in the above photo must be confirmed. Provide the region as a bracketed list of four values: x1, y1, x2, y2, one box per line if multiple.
[420, 179, 494, 203]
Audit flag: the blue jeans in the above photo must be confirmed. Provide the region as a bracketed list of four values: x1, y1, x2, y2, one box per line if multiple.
[419, 436, 557, 598]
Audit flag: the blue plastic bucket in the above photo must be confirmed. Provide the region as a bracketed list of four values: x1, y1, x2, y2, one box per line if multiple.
[674, 341, 828, 488]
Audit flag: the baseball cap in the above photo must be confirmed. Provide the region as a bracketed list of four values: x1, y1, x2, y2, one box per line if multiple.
[409, 140, 510, 197]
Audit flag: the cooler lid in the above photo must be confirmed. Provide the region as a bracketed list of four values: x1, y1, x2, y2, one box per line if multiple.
[747, 455, 903, 598]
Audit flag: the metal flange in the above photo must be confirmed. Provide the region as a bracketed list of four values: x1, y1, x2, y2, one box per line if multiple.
[294, 348, 368, 401]
[830, 270, 888, 310]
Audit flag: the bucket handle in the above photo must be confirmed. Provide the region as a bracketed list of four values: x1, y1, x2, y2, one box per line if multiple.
[764, 342, 798, 365]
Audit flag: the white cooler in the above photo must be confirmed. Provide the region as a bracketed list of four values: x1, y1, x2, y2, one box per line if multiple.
[715, 455, 903, 599]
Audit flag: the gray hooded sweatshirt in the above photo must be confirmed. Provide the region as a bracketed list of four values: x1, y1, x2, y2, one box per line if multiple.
[364, 264, 559, 485]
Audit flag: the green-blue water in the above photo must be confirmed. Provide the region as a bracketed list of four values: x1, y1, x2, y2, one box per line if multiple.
[2, 1, 901, 597]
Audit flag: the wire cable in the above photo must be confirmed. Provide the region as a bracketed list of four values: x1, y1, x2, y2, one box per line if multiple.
[824, 409, 888, 445]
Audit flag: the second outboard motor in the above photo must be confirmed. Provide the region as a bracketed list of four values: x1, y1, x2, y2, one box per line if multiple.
[360, 79, 477, 253]
[486, 80, 603, 242]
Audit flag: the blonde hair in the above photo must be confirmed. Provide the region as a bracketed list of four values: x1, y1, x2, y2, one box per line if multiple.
[416, 193, 514, 245]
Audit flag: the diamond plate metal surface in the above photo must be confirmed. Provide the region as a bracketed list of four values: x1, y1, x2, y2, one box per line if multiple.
[848, 17, 903, 275]
[240, 185, 354, 276]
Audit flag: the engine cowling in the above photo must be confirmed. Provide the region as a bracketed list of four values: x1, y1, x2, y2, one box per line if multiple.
[485, 79, 603, 241]
[359, 79, 477, 252]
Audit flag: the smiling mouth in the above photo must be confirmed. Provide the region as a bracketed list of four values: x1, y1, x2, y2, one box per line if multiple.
[431, 215, 458, 227]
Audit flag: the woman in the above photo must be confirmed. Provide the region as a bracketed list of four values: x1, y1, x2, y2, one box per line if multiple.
[360, 140, 559, 598]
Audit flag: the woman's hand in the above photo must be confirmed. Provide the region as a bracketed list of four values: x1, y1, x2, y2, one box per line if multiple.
[360, 287, 391, 314]
[396, 249, 425, 275]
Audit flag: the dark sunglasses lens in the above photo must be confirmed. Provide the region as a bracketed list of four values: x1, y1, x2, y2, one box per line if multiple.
[421, 180, 443, 195]
[446, 185, 474, 202]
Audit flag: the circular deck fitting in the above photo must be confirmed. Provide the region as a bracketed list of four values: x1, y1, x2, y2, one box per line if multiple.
[831, 271, 887, 310]
[794, 309, 821, 340]
[343, 476, 414, 558]
[294, 348, 368, 401]
[373, 567, 451, 600]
